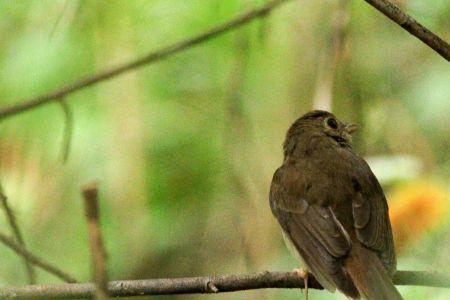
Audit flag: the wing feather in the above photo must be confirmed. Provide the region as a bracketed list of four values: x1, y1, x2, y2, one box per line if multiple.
[270, 166, 352, 291]
[351, 158, 397, 275]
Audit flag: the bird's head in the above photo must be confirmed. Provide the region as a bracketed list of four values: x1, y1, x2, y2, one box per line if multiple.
[283, 110, 357, 157]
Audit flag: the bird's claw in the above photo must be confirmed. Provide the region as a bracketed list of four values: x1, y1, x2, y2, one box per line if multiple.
[293, 268, 309, 300]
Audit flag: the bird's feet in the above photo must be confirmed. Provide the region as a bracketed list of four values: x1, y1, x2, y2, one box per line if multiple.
[293, 268, 309, 300]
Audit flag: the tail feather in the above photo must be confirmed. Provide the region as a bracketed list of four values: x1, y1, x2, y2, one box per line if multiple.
[345, 243, 403, 300]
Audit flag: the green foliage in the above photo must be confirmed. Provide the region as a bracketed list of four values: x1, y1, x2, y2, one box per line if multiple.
[0, 1, 448, 299]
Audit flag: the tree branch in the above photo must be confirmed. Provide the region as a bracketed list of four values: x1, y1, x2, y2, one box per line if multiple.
[0, 270, 447, 299]
[363, 0, 450, 61]
[0, 185, 36, 284]
[394, 270, 450, 288]
[0, 231, 77, 283]
[81, 183, 109, 299]
[58, 98, 73, 163]
[0, 0, 292, 121]
[0, 0, 446, 122]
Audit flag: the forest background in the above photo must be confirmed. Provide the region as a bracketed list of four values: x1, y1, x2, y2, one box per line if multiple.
[0, 0, 449, 299]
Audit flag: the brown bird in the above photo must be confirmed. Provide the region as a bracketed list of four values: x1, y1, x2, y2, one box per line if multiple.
[269, 110, 402, 300]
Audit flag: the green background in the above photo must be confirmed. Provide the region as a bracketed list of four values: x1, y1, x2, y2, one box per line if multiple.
[0, 1, 449, 299]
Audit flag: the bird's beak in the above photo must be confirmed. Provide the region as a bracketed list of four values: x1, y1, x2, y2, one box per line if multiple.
[345, 123, 358, 135]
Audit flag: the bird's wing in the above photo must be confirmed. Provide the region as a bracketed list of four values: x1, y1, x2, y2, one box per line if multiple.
[351, 158, 396, 274]
[269, 166, 352, 292]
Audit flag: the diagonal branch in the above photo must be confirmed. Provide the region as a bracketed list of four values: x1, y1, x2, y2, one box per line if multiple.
[0, 185, 36, 284]
[0, 0, 446, 122]
[0, 270, 447, 299]
[0, 0, 292, 121]
[0, 231, 78, 283]
[363, 0, 450, 61]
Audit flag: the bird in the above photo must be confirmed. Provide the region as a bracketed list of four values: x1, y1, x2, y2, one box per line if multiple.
[269, 110, 402, 300]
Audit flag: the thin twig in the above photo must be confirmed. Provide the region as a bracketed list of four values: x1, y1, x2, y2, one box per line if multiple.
[393, 270, 450, 288]
[0, 0, 446, 122]
[0, 0, 292, 121]
[0, 185, 36, 284]
[0, 231, 77, 283]
[81, 182, 109, 299]
[0, 270, 447, 299]
[48, 0, 71, 41]
[363, 0, 450, 61]
[58, 98, 73, 163]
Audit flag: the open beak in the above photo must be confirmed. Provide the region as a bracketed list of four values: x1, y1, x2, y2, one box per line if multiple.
[345, 123, 358, 135]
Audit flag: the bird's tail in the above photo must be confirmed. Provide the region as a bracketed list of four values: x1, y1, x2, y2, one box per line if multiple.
[344, 243, 403, 300]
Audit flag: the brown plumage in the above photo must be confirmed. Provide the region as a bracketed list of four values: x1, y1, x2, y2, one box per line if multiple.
[270, 110, 402, 300]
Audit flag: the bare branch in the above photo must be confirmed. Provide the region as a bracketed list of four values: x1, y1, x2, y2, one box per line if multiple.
[0, 270, 447, 299]
[81, 182, 109, 299]
[394, 270, 450, 288]
[0, 185, 36, 284]
[0, 0, 446, 122]
[0, 231, 77, 283]
[0, 0, 292, 121]
[363, 0, 450, 61]
[58, 98, 73, 163]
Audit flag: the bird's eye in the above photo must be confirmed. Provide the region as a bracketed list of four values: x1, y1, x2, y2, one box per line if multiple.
[325, 117, 338, 129]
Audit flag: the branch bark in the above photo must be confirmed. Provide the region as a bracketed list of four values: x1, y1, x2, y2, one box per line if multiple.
[0, 270, 447, 299]
[363, 0, 450, 61]
[0, 0, 292, 121]
[81, 183, 109, 299]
